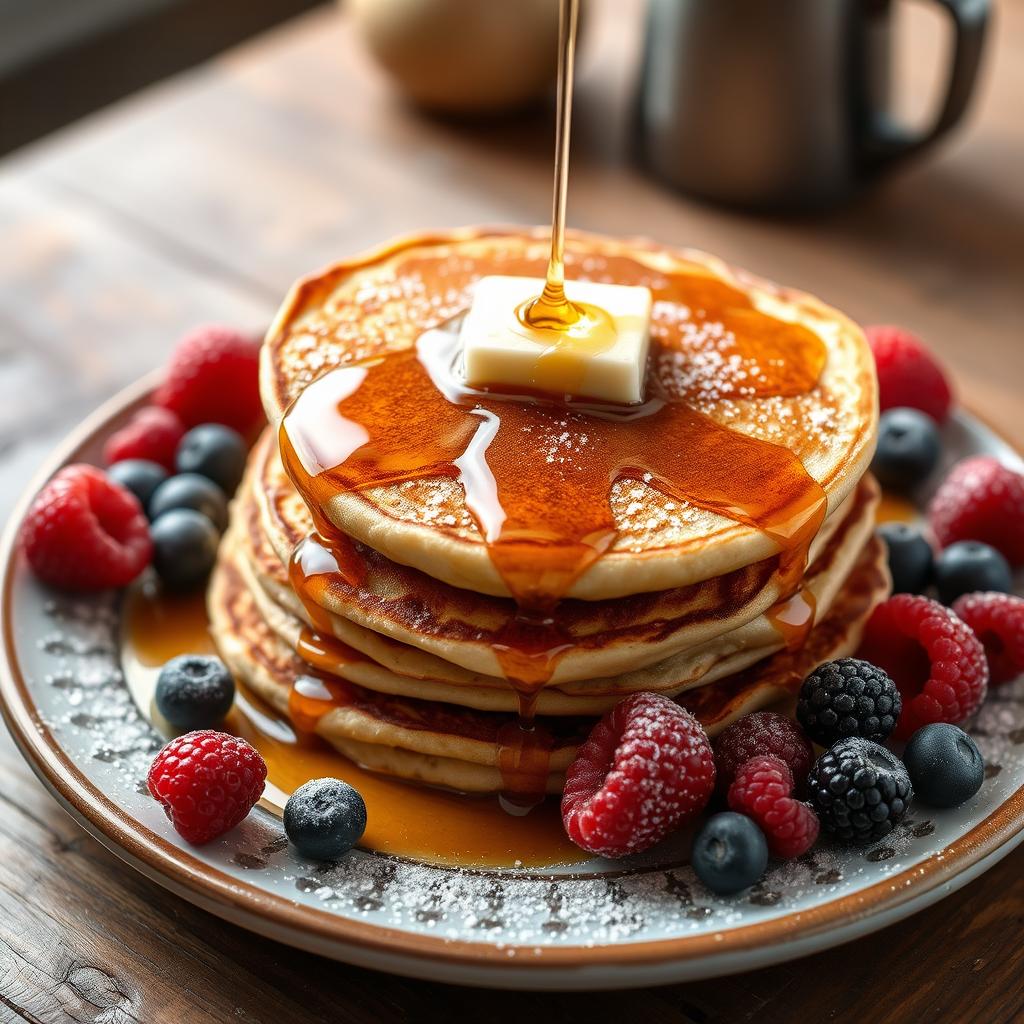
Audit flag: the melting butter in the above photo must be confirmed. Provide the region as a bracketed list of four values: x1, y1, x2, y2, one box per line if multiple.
[460, 275, 652, 404]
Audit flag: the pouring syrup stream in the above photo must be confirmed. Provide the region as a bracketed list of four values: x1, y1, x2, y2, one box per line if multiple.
[517, 0, 616, 357]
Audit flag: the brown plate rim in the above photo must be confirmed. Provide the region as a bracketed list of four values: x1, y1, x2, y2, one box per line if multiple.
[2, 374, 1024, 974]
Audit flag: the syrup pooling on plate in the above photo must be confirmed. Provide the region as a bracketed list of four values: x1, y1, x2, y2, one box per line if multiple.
[124, 588, 583, 867]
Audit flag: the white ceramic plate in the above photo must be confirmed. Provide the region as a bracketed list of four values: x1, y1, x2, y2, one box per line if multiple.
[2, 377, 1024, 990]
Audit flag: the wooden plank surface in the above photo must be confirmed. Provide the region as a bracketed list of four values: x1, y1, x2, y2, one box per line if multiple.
[0, 1, 1022, 1020]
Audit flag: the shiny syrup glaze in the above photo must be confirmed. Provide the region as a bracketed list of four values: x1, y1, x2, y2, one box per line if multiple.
[275, 0, 826, 811]
[279, 290, 828, 809]
[124, 588, 582, 867]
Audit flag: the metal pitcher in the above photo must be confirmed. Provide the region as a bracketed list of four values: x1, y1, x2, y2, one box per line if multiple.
[635, 0, 991, 210]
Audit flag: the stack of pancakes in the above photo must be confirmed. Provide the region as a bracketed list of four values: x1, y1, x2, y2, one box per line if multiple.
[209, 229, 888, 795]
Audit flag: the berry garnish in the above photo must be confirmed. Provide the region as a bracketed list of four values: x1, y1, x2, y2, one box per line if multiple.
[147, 730, 266, 845]
[155, 325, 263, 434]
[871, 407, 942, 492]
[807, 737, 912, 843]
[858, 594, 988, 739]
[952, 592, 1024, 685]
[691, 812, 769, 895]
[561, 692, 715, 859]
[877, 522, 933, 595]
[155, 655, 236, 730]
[176, 423, 248, 496]
[903, 723, 984, 809]
[934, 540, 1012, 605]
[103, 405, 185, 472]
[866, 325, 952, 424]
[284, 778, 367, 860]
[929, 456, 1024, 566]
[22, 464, 152, 590]
[148, 473, 228, 532]
[107, 459, 168, 511]
[796, 658, 902, 747]
[727, 756, 819, 859]
[151, 509, 220, 592]
[713, 710, 813, 796]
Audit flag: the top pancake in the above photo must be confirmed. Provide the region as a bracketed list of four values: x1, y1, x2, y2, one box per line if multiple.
[262, 227, 877, 600]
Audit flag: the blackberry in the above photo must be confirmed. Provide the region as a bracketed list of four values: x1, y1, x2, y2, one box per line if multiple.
[808, 737, 913, 843]
[796, 658, 902, 746]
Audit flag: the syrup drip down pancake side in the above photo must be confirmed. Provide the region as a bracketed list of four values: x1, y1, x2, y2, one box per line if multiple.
[243, 430, 873, 687]
[208, 531, 890, 794]
[262, 228, 877, 604]
[231, 435, 882, 711]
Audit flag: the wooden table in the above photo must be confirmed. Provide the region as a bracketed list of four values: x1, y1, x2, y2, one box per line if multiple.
[1, 2, 1022, 1019]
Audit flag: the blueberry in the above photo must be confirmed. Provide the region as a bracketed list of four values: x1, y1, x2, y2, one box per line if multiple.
[934, 540, 1012, 605]
[871, 408, 942, 491]
[284, 778, 367, 860]
[903, 723, 984, 808]
[691, 812, 769, 895]
[148, 473, 228, 532]
[151, 508, 220, 591]
[107, 459, 168, 510]
[877, 522, 934, 594]
[176, 424, 247, 496]
[155, 654, 235, 729]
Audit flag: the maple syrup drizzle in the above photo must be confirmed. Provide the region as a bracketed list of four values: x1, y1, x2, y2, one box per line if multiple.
[522, 0, 581, 334]
[514, 0, 618, 388]
[276, 0, 828, 812]
[295, 625, 367, 677]
[279, 313, 827, 808]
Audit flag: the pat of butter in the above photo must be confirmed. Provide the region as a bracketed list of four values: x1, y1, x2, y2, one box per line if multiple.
[460, 275, 652, 404]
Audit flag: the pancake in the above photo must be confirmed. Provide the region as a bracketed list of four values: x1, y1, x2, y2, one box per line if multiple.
[261, 227, 877, 601]
[227, 449, 882, 708]
[244, 430, 876, 685]
[236, 480, 882, 712]
[209, 532, 889, 794]
[208, 546, 578, 794]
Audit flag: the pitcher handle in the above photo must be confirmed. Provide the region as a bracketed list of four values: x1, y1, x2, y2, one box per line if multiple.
[865, 0, 990, 172]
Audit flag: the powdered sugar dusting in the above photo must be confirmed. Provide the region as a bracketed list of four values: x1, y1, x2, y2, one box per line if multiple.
[15, 581, 1024, 956]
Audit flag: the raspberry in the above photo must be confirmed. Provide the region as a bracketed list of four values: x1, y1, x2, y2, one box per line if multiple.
[147, 730, 266, 845]
[21, 465, 152, 590]
[155, 325, 263, 434]
[103, 405, 185, 472]
[808, 738, 912, 843]
[796, 658, 902, 746]
[952, 592, 1024, 686]
[713, 711, 813, 795]
[866, 325, 953, 423]
[561, 692, 715, 858]
[929, 457, 1024, 566]
[727, 756, 819, 859]
[858, 595, 988, 739]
